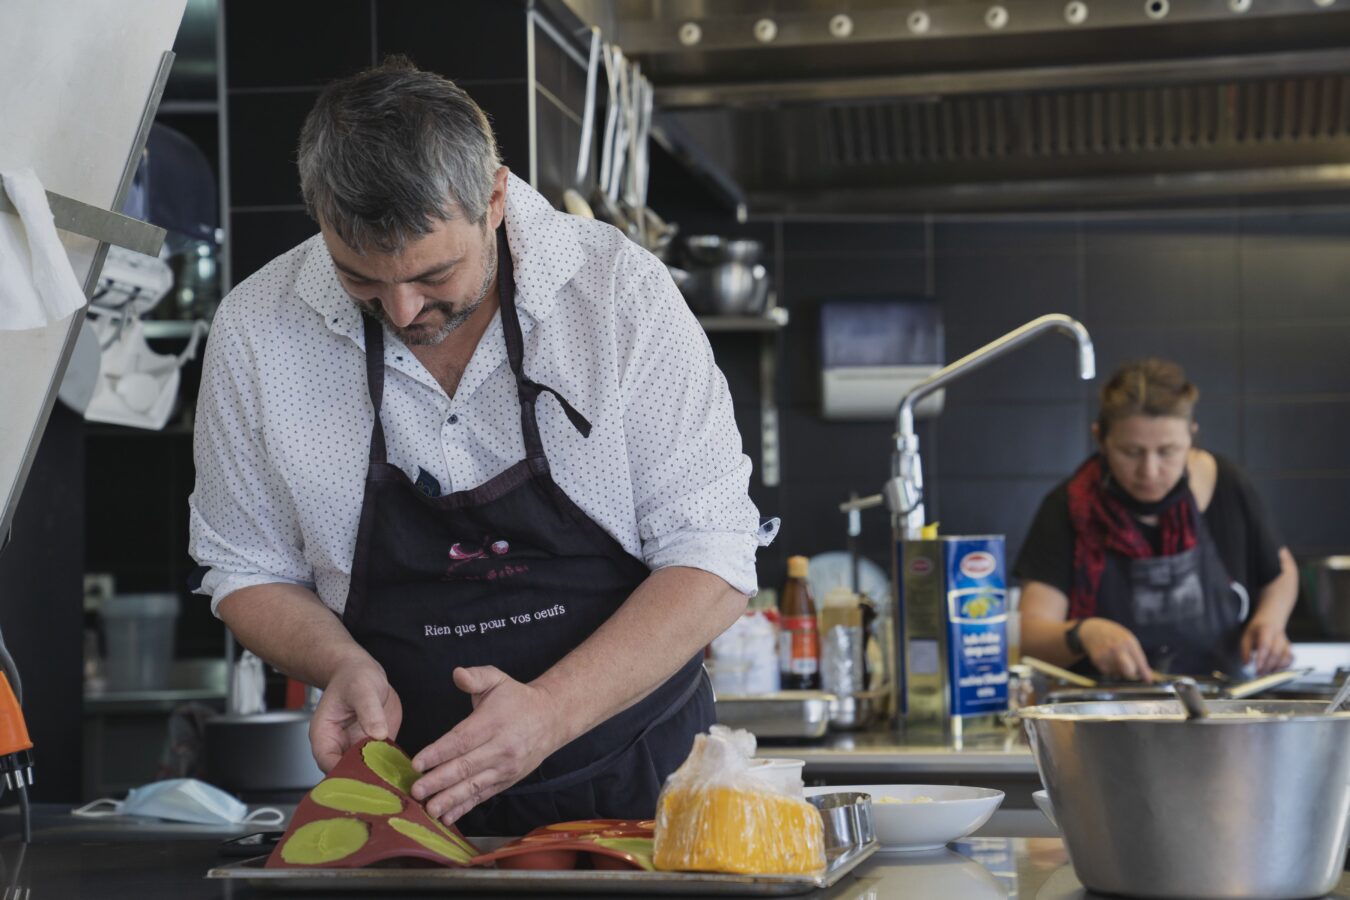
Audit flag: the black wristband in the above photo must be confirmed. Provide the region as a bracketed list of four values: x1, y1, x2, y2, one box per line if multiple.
[1065, 618, 1087, 656]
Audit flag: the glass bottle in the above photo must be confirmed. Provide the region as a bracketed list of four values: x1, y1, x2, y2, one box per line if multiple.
[779, 556, 820, 690]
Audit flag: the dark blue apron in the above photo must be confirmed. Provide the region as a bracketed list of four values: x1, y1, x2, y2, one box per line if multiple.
[1080, 493, 1247, 679]
[342, 228, 712, 836]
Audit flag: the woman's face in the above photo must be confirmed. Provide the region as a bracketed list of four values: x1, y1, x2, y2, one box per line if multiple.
[1098, 414, 1194, 503]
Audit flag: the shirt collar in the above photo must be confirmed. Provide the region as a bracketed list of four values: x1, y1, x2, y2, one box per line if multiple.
[293, 172, 582, 342]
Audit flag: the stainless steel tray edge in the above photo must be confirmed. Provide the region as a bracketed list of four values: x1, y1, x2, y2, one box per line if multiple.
[206, 841, 878, 896]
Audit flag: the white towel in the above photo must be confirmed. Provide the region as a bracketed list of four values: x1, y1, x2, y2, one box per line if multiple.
[0, 168, 87, 331]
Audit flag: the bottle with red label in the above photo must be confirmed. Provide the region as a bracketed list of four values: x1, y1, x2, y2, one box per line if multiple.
[778, 555, 820, 690]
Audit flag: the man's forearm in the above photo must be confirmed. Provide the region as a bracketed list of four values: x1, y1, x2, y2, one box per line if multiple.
[217, 582, 376, 688]
[532, 565, 747, 745]
[1253, 547, 1298, 626]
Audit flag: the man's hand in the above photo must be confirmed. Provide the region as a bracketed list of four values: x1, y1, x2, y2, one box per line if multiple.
[1241, 617, 1294, 675]
[310, 658, 404, 772]
[409, 666, 566, 826]
[1079, 618, 1155, 683]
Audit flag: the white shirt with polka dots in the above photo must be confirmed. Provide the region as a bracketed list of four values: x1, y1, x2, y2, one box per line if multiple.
[189, 173, 776, 615]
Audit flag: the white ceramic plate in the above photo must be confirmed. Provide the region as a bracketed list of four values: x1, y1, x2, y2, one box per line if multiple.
[807, 784, 1004, 852]
[1032, 789, 1058, 830]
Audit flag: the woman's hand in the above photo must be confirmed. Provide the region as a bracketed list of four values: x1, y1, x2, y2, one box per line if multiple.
[1241, 617, 1294, 675]
[1078, 618, 1155, 682]
[409, 666, 567, 826]
[309, 657, 404, 773]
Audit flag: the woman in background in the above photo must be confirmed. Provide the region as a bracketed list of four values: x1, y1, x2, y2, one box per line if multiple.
[1016, 358, 1296, 682]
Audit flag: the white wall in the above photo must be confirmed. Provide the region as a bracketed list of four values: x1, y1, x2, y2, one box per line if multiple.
[0, 0, 187, 537]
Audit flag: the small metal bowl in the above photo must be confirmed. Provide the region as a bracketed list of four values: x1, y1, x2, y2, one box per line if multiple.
[684, 235, 763, 266]
[807, 791, 876, 855]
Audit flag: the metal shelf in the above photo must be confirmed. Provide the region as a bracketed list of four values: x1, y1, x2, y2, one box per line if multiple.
[0, 187, 165, 257]
[143, 319, 210, 340]
[697, 306, 789, 332]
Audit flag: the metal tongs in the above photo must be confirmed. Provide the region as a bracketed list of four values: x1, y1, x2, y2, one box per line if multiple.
[1021, 655, 1308, 700]
[1325, 676, 1350, 714]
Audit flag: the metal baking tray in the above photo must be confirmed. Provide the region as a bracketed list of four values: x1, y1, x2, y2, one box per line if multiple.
[714, 691, 836, 739]
[207, 839, 877, 896]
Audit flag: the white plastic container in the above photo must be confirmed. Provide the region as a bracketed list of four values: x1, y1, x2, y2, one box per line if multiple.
[748, 757, 805, 798]
[102, 592, 179, 691]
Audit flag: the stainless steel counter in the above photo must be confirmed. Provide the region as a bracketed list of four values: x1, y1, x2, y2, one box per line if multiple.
[769, 726, 1037, 777]
[2, 822, 1348, 898]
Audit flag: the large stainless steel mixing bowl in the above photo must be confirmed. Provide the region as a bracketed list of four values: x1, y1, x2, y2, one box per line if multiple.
[1020, 699, 1350, 899]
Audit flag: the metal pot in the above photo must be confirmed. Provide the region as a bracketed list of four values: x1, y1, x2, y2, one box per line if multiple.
[684, 261, 769, 316]
[1312, 555, 1350, 638]
[684, 235, 763, 266]
[205, 711, 324, 796]
[1020, 699, 1350, 899]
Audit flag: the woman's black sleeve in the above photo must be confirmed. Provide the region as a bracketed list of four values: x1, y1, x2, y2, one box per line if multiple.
[1012, 483, 1075, 595]
[1223, 461, 1284, 589]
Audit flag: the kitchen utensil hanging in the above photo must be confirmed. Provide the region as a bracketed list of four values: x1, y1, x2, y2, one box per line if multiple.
[562, 27, 601, 219]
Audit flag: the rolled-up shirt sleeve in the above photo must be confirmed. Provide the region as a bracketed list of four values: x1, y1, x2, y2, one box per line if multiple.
[189, 306, 314, 615]
[615, 246, 777, 596]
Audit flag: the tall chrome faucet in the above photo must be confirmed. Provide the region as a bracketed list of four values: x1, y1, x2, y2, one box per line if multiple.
[886, 313, 1096, 540]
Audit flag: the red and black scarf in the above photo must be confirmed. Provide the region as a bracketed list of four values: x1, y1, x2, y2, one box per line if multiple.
[1066, 455, 1197, 619]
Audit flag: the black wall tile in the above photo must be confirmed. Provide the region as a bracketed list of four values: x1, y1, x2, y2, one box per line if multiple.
[782, 220, 926, 257]
[1242, 321, 1350, 396]
[934, 400, 1089, 478]
[779, 253, 928, 303]
[778, 409, 893, 489]
[1082, 212, 1236, 258]
[1, 407, 83, 801]
[1240, 242, 1350, 322]
[1244, 400, 1350, 474]
[1088, 324, 1241, 401]
[376, 0, 527, 82]
[934, 218, 1079, 256]
[1239, 208, 1350, 238]
[706, 335, 761, 406]
[933, 476, 1063, 564]
[229, 209, 318, 285]
[462, 81, 531, 177]
[226, 90, 316, 208]
[226, 0, 372, 89]
[1250, 476, 1350, 555]
[776, 481, 891, 569]
[1192, 399, 1241, 461]
[1085, 246, 1238, 324]
[937, 251, 1081, 339]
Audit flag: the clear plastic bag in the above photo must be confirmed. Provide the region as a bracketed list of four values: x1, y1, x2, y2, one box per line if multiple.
[652, 725, 825, 875]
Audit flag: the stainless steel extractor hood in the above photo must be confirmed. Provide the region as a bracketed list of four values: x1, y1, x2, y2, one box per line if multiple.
[560, 0, 1350, 212]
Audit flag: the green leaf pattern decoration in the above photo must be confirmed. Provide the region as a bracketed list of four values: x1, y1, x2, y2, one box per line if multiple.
[362, 740, 421, 795]
[310, 777, 403, 815]
[280, 817, 370, 865]
[388, 817, 476, 864]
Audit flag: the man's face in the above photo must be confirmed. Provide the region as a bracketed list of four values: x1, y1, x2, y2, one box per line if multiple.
[323, 215, 496, 346]
[321, 169, 510, 347]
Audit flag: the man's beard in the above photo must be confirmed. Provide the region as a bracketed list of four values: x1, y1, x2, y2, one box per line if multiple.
[369, 234, 497, 347]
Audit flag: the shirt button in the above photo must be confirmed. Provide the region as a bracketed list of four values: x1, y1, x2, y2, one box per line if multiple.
[447, 414, 459, 424]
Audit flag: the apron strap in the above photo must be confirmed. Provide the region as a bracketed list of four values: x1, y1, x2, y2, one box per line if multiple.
[495, 228, 592, 461]
[361, 314, 389, 464]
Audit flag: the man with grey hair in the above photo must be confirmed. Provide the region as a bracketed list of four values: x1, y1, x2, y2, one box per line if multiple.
[189, 56, 775, 835]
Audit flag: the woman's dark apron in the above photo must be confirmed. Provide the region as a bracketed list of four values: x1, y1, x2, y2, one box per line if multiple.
[341, 228, 712, 835]
[1088, 493, 1247, 678]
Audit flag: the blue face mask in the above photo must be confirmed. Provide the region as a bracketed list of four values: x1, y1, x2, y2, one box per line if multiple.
[73, 778, 284, 827]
